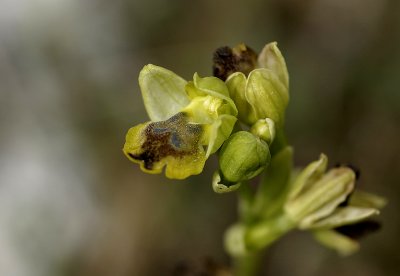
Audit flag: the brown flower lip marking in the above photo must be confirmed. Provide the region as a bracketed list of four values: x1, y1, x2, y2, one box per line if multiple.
[128, 113, 202, 170]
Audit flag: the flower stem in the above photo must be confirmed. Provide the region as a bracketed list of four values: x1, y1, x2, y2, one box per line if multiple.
[233, 250, 266, 276]
[231, 216, 294, 276]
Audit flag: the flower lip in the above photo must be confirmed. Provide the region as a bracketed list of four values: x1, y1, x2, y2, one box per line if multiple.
[125, 112, 203, 171]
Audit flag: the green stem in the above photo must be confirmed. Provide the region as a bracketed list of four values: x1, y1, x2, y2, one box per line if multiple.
[231, 216, 294, 276]
[233, 250, 266, 276]
[229, 128, 293, 275]
[245, 215, 295, 250]
[270, 128, 287, 156]
[237, 181, 254, 223]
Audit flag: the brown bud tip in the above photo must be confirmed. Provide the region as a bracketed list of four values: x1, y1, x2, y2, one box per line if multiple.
[212, 43, 258, 81]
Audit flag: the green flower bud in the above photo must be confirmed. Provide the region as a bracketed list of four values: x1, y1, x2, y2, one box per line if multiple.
[225, 42, 289, 127]
[283, 155, 385, 255]
[250, 118, 276, 145]
[219, 131, 271, 183]
[285, 163, 356, 228]
[245, 69, 289, 127]
[226, 69, 288, 127]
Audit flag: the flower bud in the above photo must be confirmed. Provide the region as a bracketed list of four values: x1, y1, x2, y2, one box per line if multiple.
[245, 69, 289, 127]
[250, 118, 275, 145]
[219, 131, 271, 183]
[285, 166, 356, 228]
[212, 43, 258, 81]
[225, 42, 289, 127]
[226, 69, 288, 127]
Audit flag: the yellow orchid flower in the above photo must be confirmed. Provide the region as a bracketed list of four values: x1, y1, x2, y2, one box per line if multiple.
[123, 65, 237, 179]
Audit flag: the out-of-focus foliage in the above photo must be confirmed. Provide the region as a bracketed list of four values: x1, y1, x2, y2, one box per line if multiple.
[0, 0, 399, 275]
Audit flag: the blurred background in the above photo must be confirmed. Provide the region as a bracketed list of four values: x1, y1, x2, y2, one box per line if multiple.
[0, 0, 399, 275]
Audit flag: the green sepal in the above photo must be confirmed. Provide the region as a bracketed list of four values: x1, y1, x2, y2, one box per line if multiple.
[287, 153, 328, 202]
[349, 190, 387, 209]
[226, 69, 288, 127]
[313, 230, 359, 256]
[285, 167, 356, 226]
[258, 42, 289, 89]
[226, 72, 256, 125]
[246, 69, 289, 127]
[139, 64, 190, 121]
[302, 206, 379, 230]
[204, 114, 237, 157]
